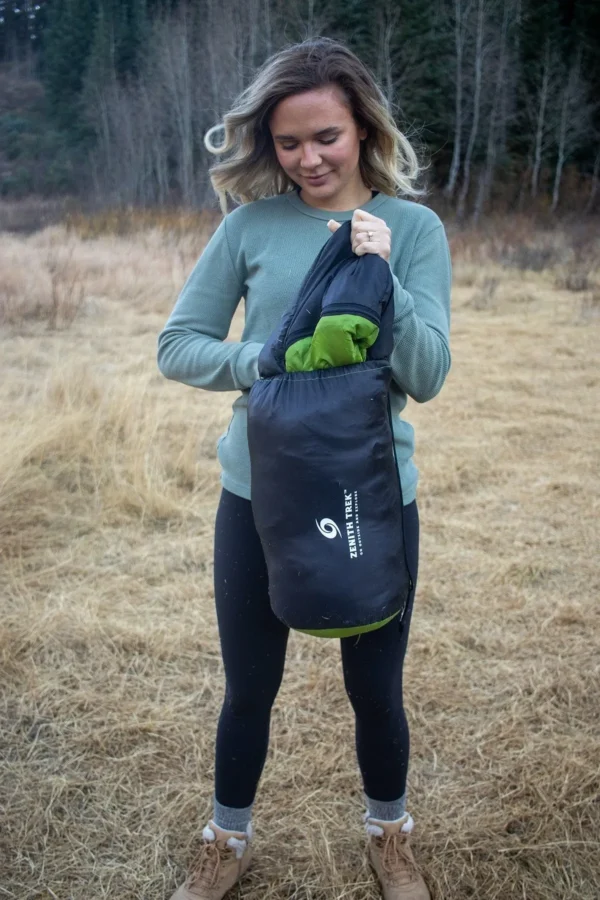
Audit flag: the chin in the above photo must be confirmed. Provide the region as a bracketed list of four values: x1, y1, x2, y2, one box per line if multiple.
[296, 173, 339, 189]
[304, 180, 339, 197]
[306, 184, 335, 195]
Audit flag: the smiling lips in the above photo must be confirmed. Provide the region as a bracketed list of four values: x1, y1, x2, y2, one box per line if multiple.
[305, 172, 332, 181]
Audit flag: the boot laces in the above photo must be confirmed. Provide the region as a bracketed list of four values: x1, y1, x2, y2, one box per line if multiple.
[377, 832, 419, 885]
[185, 839, 235, 891]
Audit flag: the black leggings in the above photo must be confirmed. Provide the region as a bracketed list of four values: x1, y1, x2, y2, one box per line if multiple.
[213, 487, 419, 808]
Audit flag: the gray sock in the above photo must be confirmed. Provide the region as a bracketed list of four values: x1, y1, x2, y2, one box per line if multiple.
[364, 791, 407, 822]
[212, 796, 253, 833]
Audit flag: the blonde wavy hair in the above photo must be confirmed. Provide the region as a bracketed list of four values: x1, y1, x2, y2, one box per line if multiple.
[204, 37, 428, 215]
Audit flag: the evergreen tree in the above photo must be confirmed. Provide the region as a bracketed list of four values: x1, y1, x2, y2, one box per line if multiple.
[117, 0, 150, 80]
[40, 0, 149, 143]
[83, 0, 115, 88]
[92, 0, 149, 82]
[0, 1, 41, 61]
[327, 0, 450, 171]
[40, 0, 99, 138]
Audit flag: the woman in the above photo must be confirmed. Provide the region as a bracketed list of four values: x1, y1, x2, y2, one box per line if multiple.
[158, 37, 451, 900]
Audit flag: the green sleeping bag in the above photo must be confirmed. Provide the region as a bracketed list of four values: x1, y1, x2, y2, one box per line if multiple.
[285, 314, 379, 372]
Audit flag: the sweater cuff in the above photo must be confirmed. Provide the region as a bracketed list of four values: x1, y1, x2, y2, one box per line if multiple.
[234, 341, 263, 390]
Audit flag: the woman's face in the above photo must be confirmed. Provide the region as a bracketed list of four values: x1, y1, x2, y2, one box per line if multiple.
[269, 84, 369, 209]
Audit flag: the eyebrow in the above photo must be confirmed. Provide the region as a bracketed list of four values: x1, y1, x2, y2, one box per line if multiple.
[273, 126, 341, 141]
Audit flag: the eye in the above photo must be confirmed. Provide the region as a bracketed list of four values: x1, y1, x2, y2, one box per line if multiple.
[280, 137, 338, 151]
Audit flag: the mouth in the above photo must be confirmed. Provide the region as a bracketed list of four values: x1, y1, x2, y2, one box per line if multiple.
[304, 172, 332, 183]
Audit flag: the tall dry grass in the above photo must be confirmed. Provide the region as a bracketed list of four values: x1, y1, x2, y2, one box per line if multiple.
[1, 212, 599, 899]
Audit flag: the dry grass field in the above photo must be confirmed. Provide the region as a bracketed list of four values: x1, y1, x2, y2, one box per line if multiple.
[1, 208, 599, 900]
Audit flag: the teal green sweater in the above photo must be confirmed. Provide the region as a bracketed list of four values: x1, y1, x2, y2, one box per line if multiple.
[157, 189, 452, 505]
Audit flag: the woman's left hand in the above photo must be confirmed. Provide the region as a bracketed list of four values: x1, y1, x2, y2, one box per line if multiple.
[327, 208, 391, 263]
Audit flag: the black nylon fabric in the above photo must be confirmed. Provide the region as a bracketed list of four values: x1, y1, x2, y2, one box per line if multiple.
[247, 221, 411, 633]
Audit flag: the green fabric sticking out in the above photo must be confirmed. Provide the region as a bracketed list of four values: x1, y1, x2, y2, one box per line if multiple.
[285, 314, 379, 372]
[285, 335, 313, 372]
[296, 610, 399, 639]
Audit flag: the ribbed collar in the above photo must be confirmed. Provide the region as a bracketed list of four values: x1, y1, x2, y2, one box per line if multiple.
[284, 185, 388, 220]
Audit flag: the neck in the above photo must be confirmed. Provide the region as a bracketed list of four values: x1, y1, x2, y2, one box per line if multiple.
[298, 179, 373, 212]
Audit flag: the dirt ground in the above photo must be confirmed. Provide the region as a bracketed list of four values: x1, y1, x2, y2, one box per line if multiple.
[1, 213, 599, 899]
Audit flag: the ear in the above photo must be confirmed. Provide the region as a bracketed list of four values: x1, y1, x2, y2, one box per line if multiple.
[327, 219, 342, 233]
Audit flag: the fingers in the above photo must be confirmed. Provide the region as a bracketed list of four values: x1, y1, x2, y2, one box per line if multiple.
[351, 211, 386, 238]
[354, 238, 377, 255]
[327, 212, 390, 262]
[355, 229, 378, 244]
[327, 219, 373, 254]
[352, 231, 376, 254]
[353, 208, 377, 221]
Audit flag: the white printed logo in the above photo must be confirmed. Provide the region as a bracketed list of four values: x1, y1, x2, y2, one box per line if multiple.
[316, 518, 342, 539]
[315, 490, 363, 559]
[343, 489, 363, 559]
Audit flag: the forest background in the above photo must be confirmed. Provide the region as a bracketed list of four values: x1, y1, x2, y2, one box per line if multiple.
[1, 0, 600, 223]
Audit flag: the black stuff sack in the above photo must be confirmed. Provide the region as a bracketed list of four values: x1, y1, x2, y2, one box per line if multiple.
[247, 220, 412, 638]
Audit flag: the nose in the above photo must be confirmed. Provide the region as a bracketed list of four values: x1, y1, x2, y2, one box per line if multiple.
[300, 143, 322, 170]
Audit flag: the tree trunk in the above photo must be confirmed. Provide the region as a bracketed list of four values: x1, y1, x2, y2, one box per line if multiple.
[140, 81, 170, 206]
[456, 0, 484, 219]
[550, 75, 569, 212]
[531, 39, 551, 199]
[584, 147, 600, 214]
[550, 50, 592, 214]
[307, 0, 315, 35]
[473, 0, 512, 223]
[377, 0, 398, 108]
[264, 0, 272, 57]
[443, 0, 465, 199]
[161, 8, 195, 205]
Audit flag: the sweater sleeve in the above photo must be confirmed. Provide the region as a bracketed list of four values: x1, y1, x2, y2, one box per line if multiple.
[157, 216, 263, 392]
[389, 223, 452, 403]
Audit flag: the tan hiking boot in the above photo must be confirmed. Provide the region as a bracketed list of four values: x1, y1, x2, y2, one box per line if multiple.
[169, 821, 253, 900]
[365, 812, 430, 900]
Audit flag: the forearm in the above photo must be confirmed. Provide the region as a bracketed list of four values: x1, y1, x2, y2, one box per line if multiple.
[157, 328, 263, 392]
[157, 215, 262, 392]
[388, 223, 452, 403]
[390, 274, 451, 402]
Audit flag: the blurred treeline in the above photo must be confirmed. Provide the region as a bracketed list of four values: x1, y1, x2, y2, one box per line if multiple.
[0, 0, 599, 218]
